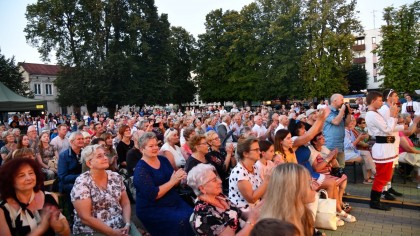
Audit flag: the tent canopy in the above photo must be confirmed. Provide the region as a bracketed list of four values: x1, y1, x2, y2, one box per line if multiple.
[0, 82, 47, 112]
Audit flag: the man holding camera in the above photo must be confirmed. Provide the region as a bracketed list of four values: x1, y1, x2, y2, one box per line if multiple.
[323, 93, 348, 168]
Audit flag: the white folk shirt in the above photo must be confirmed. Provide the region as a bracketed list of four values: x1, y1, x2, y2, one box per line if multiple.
[365, 110, 400, 163]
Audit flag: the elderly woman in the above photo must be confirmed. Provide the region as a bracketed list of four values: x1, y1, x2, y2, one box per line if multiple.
[161, 128, 186, 170]
[229, 136, 269, 211]
[188, 164, 259, 235]
[71, 144, 131, 235]
[35, 131, 58, 181]
[0, 158, 70, 236]
[260, 163, 318, 236]
[184, 134, 209, 173]
[344, 116, 376, 183]
[1, 131, 16, 163]
[133, 132, 194, 236]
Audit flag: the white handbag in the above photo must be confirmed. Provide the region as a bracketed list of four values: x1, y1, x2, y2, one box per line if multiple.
[314, 189, 337, 230]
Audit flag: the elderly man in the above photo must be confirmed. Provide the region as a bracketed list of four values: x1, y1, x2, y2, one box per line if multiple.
[323, 94, 347, 168]
[217, 114, 235, 145]
[57, 131, 85, 214]
[230, 114, 243, 140]
[252, 115, 273, 140]
[275, 115, 289, 134]
[50, 124, 70, 154]
[26, 125, 39, 149]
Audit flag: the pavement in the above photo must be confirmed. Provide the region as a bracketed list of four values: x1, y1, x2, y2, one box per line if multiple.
[320, 164, 420, 236]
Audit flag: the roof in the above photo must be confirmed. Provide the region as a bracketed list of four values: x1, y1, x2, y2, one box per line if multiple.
[20, 62, 61, 76]
[0, 82, 47, 111]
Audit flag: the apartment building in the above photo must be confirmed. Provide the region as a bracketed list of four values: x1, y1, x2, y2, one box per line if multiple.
[352, 28, 383, 90]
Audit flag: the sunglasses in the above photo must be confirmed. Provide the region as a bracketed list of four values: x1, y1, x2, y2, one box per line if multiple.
[387, 89, 394, 99]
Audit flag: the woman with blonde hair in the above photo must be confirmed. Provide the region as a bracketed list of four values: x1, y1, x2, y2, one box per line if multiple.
[161, 128, 185, 170]
[260, 163, 317, 236]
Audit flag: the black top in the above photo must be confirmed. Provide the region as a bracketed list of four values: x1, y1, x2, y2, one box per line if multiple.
[116, 140, 134, 166]
[184, 155, 206, 173]
[126, 147, 142, 177]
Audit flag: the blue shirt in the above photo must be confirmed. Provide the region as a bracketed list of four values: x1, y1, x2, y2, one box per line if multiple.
[323, 105, 345, 151]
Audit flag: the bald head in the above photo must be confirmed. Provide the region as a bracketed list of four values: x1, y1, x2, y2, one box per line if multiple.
[330, 94, 344, 109]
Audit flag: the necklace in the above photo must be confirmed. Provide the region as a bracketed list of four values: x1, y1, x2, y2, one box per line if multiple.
[241, 161, 254, 173]
[90, 172, 107, 190]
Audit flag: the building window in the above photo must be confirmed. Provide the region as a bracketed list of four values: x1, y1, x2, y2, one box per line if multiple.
[45, 84, 53, 95]
[356, 37, 365, 45]
[373, 63, 378, 69]
[372, 37, 376, 44]
[374, 76, 378, 82]
[34, 83, 41, 95]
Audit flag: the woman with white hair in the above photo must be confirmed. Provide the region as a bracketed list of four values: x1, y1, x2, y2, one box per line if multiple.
[71, 144, 131, 235]
[188, 163, 259, 235]
[161, 128, 185, 170]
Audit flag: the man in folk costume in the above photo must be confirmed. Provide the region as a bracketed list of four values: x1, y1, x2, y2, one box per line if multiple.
[365, 91, 401, 211]
[378, 89, 405, 201]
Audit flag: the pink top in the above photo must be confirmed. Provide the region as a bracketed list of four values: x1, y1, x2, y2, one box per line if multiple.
[398, 131, 414, 154]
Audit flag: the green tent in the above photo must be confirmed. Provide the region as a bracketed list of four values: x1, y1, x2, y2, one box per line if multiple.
[0, 82, 47, 111]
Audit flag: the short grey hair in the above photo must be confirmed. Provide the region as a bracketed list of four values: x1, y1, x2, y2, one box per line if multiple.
[187, 164, 216, 196]
[81, 144, 104, 162]
[138, 132, 157, 149]
[69, 131, 83, 142]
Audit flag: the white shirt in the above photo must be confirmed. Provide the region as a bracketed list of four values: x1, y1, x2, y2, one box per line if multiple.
[50, 135, 70, 154]
[365, 109, 401, 163]
[160, 143, 185, 168]
[274, 123, 286, 135]
[252, 124, 267, 138]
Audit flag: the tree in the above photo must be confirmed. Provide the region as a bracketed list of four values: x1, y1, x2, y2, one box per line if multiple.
[0, 50, 33, 97]
[300, 0, 362, 98]
[168, 26, 197, 107]
[345, 64, 368, 93]
[375, 1, 420, 92]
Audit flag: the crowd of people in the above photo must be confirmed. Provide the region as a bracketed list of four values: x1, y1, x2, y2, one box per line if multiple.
[0, 91, 419, 236]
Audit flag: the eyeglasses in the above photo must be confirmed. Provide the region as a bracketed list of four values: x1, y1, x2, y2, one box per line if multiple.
[387, 89, 394, 99]
[202, 176, 220, 185]
[198, 142, 208, 146]
[249, 148, 260, 152]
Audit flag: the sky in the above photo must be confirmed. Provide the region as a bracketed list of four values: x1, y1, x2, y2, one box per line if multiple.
[0, 0, 414, 64]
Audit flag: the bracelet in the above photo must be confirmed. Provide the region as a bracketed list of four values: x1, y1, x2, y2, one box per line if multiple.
[125, 223, 131, 227]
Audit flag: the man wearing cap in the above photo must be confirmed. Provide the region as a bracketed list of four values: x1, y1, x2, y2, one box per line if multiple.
[304, 109, 318, 130]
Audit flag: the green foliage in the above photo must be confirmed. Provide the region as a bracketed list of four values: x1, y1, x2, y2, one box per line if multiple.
[196, 0, 362, 102]
[345, 64, 368, 93]
[0, 50, 33, 97]
[375, 1, 420, 92]
[25, 0, 196, 111]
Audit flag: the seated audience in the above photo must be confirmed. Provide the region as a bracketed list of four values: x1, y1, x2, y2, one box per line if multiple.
[229, 136, 269, 211]
[188, 163, 259, 236]
[181, 127, 196, 160]
[344, 116, 376, 182]
[71, 144, 131, 235]
[35, 131, 57, 181]
[259, 163, 319, 236]
[184, 134, 208, 173]
[161, 128, 186, 170]
[0, 158, 70, 236]
[133, 132, 194, 236]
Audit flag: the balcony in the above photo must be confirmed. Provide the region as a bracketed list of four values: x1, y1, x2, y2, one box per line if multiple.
[353, 57, 366, 64]
[352, 44, 366, 51]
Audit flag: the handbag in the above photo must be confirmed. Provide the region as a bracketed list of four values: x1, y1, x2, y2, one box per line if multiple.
[314, 189, 337, 230]
[330, 167, 344, 178]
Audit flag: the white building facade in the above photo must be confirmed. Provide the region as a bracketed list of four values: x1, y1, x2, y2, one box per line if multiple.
[353, 28, 383, 90]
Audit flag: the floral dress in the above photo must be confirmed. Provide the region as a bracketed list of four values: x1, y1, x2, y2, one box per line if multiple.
[191, 196, 241, 236]
[70, 170, 126, 234]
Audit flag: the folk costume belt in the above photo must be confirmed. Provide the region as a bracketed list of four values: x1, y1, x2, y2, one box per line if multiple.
[372, 155, 397, 162]
[375, 136, 395, 143]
